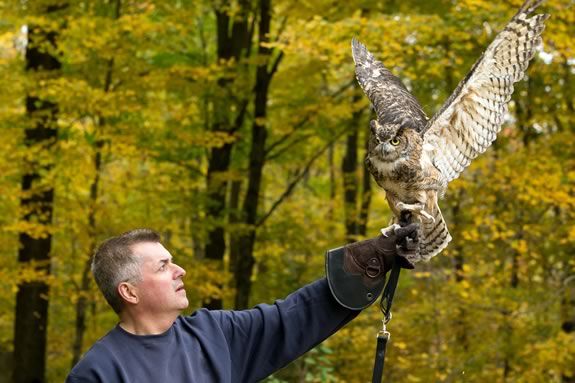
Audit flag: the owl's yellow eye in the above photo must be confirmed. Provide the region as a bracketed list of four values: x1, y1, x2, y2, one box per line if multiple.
[390, 138, 400, 146]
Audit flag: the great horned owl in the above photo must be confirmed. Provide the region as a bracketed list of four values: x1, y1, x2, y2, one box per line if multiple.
[353, 0, 548, 262]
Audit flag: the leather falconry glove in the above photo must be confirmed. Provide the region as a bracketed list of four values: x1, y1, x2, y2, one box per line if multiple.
[325, 223, 419, 310]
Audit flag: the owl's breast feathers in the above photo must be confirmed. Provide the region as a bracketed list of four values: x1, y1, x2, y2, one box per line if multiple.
[367, 153, 418, 200]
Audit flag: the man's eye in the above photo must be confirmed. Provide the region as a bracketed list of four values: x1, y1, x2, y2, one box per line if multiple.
[159, 264, 167, 271]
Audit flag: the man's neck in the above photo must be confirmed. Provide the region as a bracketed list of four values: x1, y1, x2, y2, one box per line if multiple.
[118, 311, 179, 335]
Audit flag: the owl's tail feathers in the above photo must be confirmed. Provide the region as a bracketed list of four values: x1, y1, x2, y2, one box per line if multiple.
[418, 205, 452, 261]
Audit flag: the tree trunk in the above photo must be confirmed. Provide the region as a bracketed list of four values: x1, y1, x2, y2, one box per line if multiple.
[70, 0, 120, 366]
[70, 144, 102, 367]
[203, 1, 251, 310]
[561, 281, 575, 383]
[234, 0, 273, 310]
[228, 180, 242, 277]
[13, 8, 62, 383]
[559, 58, 574, 382]
[357, 130, 372, 236]
[503, 76, 533, 381]
[204, 142, 234, 310]
[341, 88, 362, 242]
[327, 144, 335, 221]
[451, 189, 469, 353]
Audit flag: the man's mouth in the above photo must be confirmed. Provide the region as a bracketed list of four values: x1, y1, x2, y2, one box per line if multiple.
[175, 284, 185, 292]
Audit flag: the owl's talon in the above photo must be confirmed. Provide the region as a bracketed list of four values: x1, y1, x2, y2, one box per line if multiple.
[396, 202, 435, 223]
[396, 202, 423, 214]
[381, 224, 401, 238]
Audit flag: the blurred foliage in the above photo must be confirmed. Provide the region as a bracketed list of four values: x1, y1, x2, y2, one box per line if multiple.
[0, 0, 573, 381]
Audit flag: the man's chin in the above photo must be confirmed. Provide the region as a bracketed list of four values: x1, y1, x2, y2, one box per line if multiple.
[179, 298, 189, 310]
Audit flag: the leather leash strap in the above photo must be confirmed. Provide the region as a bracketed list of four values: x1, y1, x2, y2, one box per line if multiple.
[371, 258, 401, 383]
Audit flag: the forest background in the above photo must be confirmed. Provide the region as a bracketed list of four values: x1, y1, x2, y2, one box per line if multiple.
[0, 0, 573, 382]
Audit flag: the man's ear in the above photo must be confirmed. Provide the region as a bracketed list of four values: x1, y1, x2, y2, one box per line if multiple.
[118, 282, 139, 305]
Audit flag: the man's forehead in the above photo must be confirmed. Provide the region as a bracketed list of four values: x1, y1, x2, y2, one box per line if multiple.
[130, 241, 171, 262]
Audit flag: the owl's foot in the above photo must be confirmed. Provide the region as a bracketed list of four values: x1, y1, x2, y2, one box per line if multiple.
[381, 224, 401, 238]
[396, 202, 435, 223]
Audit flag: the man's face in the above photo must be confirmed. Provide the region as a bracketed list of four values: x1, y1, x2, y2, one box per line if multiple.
[130, 241, 189, 314]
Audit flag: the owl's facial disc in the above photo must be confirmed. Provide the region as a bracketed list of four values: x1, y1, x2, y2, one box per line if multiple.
[370, 120, 405, 160]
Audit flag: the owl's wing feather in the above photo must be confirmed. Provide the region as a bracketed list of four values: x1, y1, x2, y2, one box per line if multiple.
[423, 0, 549, 182]
[352, 38, 428, 132]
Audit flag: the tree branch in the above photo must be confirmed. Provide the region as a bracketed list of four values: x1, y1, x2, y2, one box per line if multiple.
[256, 126, 349, 227]
[268, 49, 284, 78]
[264, 114, 312, 157]
[264, 78, 356, 159]
[265, 132, 313, 161]
[245, 6, 257, 58]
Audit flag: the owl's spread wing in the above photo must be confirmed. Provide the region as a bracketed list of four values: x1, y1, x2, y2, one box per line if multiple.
[352, 38, 428, 132]
[423, 0, 549, 182]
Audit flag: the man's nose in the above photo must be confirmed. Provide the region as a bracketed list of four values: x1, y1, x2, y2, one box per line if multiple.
[172, 263, 186, 278]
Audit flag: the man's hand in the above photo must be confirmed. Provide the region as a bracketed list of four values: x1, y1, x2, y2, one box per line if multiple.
[343, 223, 419, 286]
[326, 223, 419, 310]
[382, 223, 419, 268]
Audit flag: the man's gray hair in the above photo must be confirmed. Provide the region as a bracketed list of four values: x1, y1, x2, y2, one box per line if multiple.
[92, 228, 161, 313]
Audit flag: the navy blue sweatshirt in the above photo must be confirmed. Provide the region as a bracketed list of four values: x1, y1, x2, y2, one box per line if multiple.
[67, 278, 358, 382]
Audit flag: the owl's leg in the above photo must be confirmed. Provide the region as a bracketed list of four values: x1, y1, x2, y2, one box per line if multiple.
[396, 202, 435, 223]
[422, 170, 448, 198]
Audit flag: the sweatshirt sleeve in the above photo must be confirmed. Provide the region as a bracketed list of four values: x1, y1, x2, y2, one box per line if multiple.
[211, 277, 360, 382]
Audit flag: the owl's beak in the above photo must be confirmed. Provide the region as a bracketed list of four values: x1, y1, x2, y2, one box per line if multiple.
[376, 143, 389, 157]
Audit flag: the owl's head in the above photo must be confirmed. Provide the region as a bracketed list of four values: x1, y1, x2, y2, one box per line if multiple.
[369, 119, 420, 161]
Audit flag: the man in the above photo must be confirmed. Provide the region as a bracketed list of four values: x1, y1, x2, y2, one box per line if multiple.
[67, 224, 418, 382]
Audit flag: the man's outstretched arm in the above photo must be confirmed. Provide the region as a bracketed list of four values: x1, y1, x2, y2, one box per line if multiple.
[211, 278, 356, 382]
[210, 223, 418, 382]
